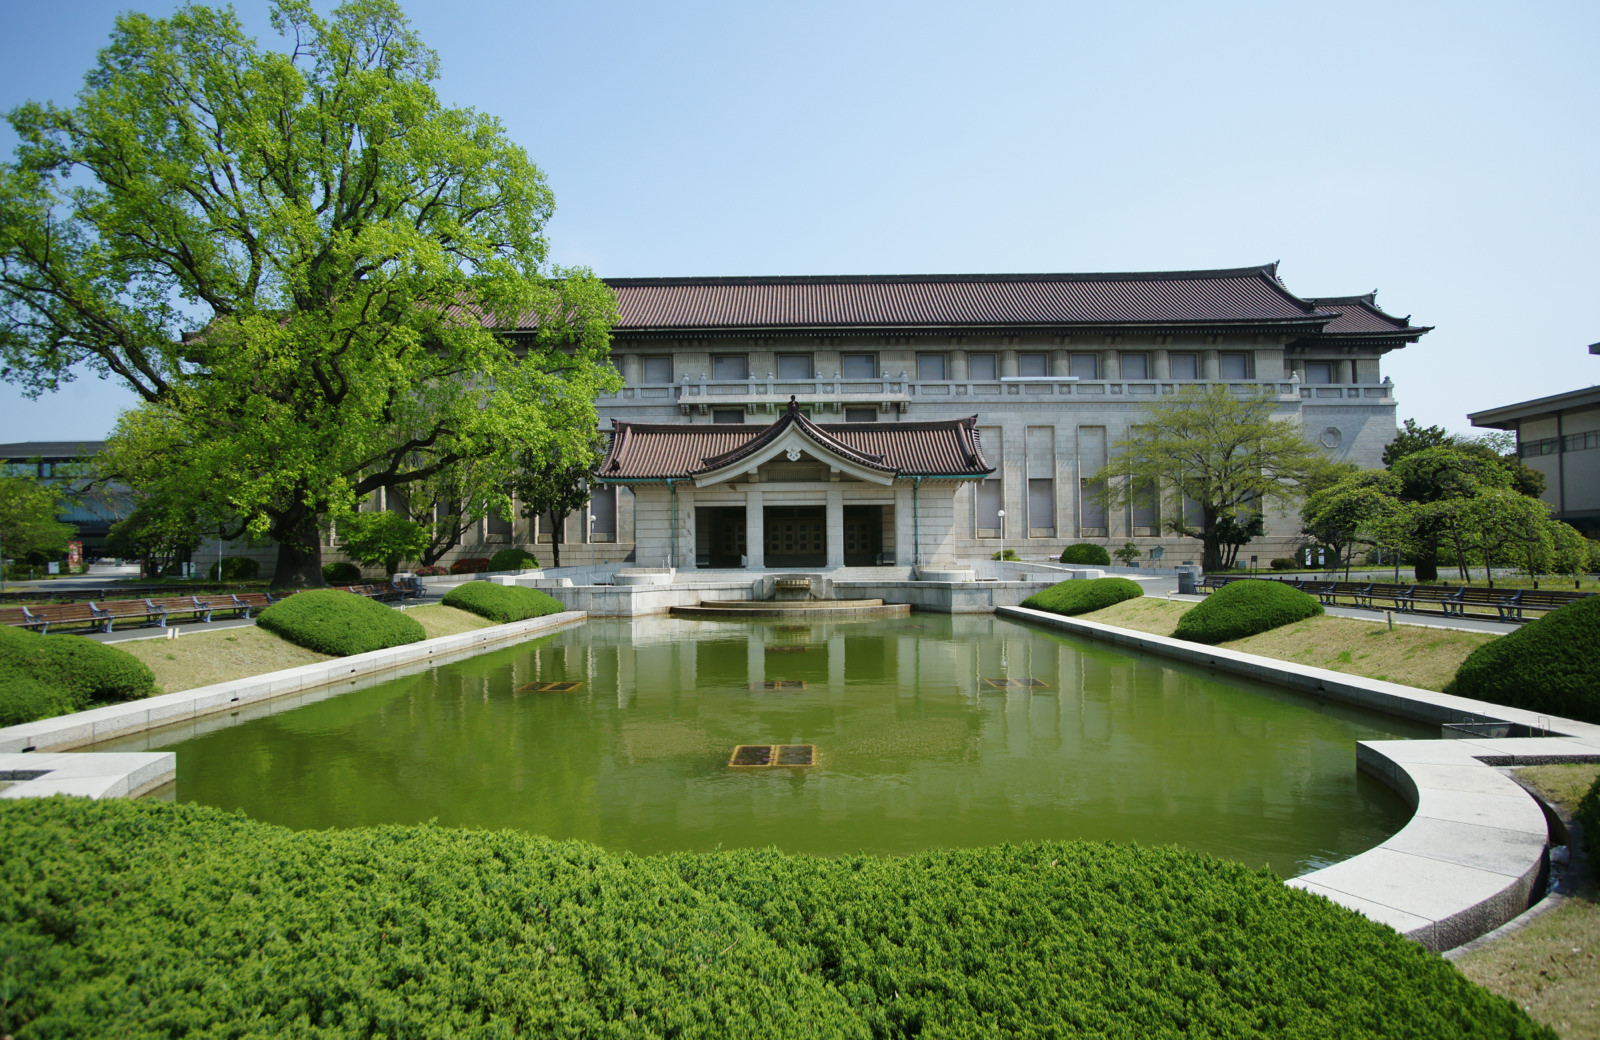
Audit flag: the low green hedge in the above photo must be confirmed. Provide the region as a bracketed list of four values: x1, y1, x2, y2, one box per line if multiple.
[1578, 771, 1600, 883]
[321, 561, 362, 584]
[0, 626, 158, 726]
[1059, 542, 1112, 565]
[1021, 577, 1144, 616]
[0, 798, 1551, 1039]
[441, 581, 567, 623]
[487, 547, 540, 572]
[1173, 579, 1325, 645]
[255, 589, 425, 657]
[1445, 595, 1600, 722]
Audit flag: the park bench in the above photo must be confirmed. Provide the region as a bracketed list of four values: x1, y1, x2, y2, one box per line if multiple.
[1394, 585, 1464, 615]
[229, 591, 279, 617]
[1293, 580, 1340, 604]
[0, 605, 49, 632]
[145, 595, 232, 626]
[1450, 586, 1522, 620]
[23, 602, 111, 633]
[90, 598, 168, 632]
[1197, 575, 1236, 594]
[1507, 588, 1592, 621]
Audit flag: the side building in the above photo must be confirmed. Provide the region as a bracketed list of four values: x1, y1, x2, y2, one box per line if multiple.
[1468, 343, 1600, 536]
[533, 263, 1425, 571]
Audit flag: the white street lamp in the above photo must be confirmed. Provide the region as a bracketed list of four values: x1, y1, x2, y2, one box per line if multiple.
[997, 509, 1006, 564]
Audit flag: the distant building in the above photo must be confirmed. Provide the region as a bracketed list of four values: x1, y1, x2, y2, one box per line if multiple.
[0, 440, 129, 554]
[1469, 343, 1600, 536]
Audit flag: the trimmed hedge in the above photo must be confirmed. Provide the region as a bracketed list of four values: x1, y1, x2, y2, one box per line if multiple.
[207, 556, 260, 581]
[1173, 579, 1325, 645]
[0, 626, 158, 726]
[255, 589, 425, 657]
[1059, 542, 1112, 565]
[450, 556, 491, 575]
[1445, 595, 1600, 722]
[0, 798, 1552, 1039]
[441, 581, 567, 623]
[321, 561, 362, 583]
[1021, 577, 1144, 616]
[487, 547, 540, 572]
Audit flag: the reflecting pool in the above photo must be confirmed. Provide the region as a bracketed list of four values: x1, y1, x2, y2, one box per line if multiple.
[116, 614, 1434, 876]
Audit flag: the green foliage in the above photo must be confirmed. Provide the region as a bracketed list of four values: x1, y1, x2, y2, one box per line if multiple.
[0, 1, 620, 589]
[1270, 558, 1296, 570]
[1445, 596, 1600, 723]
[1096, 387, 1322, 571]
[1577, 772, 1600, 884]
[206, 556, 259, 582]
[0, 626, 157, 725]
[1174, 579, 1325, 645]
[487, 547, 540, 572]
[507, 435, 604, 568]
[990, 548, 1019, 561]
[1383, 418, 1456, 468]
[1301, 470, 1404, 577]
[1021, 577, 1144, 616]
[0, 798, 1553, 1039]
[335, 511, 429, 576]
[441, 581, 566, 623]
[1112, 541, 1142, 566]
[321, 561, 362, 584]
[255, 589, 425, 657]
[0, 473, 72, 562]
[1059, 542, 1111, 565]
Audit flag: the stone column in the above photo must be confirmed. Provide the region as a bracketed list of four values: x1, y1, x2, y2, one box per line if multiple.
[1001, 350, 1019, 378]
[951, 350, 967, 381]
[744, 489, 764, 569]
[1101, 350, 1120, 381]
[621, 353, 641, 384]
[1202, 350, 1220, 381]
[1052, 350, 1071, 377]
[895, 485, 916, 568]
[825, 488, 845, 569]
[1153, 350, 1170, 379]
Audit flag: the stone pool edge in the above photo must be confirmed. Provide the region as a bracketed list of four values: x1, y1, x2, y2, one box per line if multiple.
[0, 610, 588, 798]
[996, 605, 1600, 953]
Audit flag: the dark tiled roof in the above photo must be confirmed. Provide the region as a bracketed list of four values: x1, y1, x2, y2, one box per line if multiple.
[599, 402, 992, 481]
[0, 440, 106, 460]
[1305, 294, 1431, 338]
[601, 265, 1331, 332]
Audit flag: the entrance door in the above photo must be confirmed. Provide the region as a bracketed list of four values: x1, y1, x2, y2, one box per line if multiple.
[763, 506, 826, 567]
[696, 507, 747, 568]
[843, 505, 884, 566]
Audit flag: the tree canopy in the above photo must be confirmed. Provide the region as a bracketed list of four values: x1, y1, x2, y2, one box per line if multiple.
[0, 0, 618, 587]
[0, 474, 73, 568]
[507, 436, 603, 569]
[1094, 386, 1321, 571]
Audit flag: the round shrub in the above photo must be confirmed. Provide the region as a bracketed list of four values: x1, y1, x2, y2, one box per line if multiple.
[1173, 579, 1324, 645]
[0, 626, 158, 726]
[1059, 542, 1111, 565]
[1021, 577, 1144, 617]
[256, 589, 425, 657]
[206, 556, 260, 582]
[441, 581, 568, 623]
[321, 561, 362, 584]
[1270, 557, 1296, 571]
[1445, 595, 1600, 722]
[487, 547, 540, 572]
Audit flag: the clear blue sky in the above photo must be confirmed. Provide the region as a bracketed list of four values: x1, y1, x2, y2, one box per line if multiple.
[1, 0, 1595, 443]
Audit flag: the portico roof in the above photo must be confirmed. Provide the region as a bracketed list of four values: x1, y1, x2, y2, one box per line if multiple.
[598, 398, 993, 483]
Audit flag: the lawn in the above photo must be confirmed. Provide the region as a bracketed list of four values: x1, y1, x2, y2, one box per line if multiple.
[1079, 597, 1497, 691]
[118, 604, 494, 693]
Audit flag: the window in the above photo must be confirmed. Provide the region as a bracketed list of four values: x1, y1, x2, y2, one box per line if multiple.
[1027, 479, 1054, 532]
[1218, 352, 1252, 380]
[1120, 353, 1149, 379]
[712, 354, 748, 380]
[777, 353, 813, 379]
[1018, 352, 1048, 377]
[713, 409, 745, 424]
[486, 509, 512, 542]
[1170, 353, 1198, 380]
[1305, 361, 1334, 384]
[1521, 437, 1561, 458]
[917, 353, 947, 381]
[975, 479, 1002, 534]
[968, 353, 997, 380]
[1563, 431, 1600, 453]
[845, 407, 878, 422]
[1131, 479, 1159, 534]
[1069, 353, 1099, 380]
[641, 355, 672, 383]
[589, 487, 617, 542]
[1079, 478, 1107, 533]
[841, 353, 877, 378]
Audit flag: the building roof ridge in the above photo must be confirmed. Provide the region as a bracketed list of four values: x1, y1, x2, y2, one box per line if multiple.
[603, 264, 1284, 288]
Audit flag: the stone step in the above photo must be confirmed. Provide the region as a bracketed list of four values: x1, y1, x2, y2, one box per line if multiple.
[670, 600, 910, 619]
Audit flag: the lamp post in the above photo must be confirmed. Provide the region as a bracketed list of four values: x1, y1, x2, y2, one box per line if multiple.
[997, 509, 1006, 564]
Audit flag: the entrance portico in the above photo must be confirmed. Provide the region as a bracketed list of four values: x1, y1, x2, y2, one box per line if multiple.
[599, 398, 992, 571]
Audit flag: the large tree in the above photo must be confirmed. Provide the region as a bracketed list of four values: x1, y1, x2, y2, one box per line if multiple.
[1094, 386, 1322, 571]
[0, 474, 74, 571]
[507, 436, 603, 569]
[0, 0, 618, 588]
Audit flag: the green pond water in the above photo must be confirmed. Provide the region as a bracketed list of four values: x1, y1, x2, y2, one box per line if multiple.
[126, 614, 1434, 877]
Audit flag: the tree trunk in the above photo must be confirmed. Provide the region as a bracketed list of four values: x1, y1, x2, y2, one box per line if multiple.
[270, 508, 326, 589]
[1199, 507, 1223, 571]
[1413, 543, 1438, 583]
[547, 509, 564, 568]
